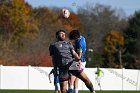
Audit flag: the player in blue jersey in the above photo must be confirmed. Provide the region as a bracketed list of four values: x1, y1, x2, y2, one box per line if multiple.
[48, 68, 61, 93]
[68, 30, 95, 93]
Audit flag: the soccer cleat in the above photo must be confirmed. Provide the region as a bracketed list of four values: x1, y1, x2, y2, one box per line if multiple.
[68, 89, 74, 93]
[92, 91, 96, 93]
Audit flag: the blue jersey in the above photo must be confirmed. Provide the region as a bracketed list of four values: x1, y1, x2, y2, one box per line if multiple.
[49, 69, 59, 84]
[75, 36, 86, 62]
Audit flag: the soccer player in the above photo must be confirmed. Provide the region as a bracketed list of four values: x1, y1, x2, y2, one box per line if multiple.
[49, 30, 96, 93]
[48, 68, 61, 93]
[68, 30, 87, 93]
[95, 67, 104, 90]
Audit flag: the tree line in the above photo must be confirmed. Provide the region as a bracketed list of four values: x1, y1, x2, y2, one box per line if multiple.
[0, 0, 140, 69]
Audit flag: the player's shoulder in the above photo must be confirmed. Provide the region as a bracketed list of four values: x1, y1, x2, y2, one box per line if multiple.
[77, 36, 86, 44]
[66, 41, 72, 45]
[50, 42, 54, 46]
[49, 41, 58, 48]
[50, 41, 59, 45]
[78, 36, 85, 41]
[59, 41, 71, 45]
[81, 36, 86, 41]
[53, 41, 71, 48]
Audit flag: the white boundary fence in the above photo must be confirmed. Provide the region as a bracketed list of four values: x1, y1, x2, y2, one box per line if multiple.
[0, 65, 140, 90]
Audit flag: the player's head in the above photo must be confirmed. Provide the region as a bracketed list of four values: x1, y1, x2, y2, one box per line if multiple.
[97, 65, 100, 68]
[69, 30, 80, 40]
[56, 30, 66, 41]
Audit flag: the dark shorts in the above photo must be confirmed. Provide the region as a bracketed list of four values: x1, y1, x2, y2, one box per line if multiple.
[58, 62, 83, 82]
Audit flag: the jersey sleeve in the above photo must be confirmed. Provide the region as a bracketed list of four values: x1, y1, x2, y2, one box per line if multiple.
[49, 44, 54, 56]
[68, 42, 74, 50]
[76, 40, 83, 52]
[49, 69, 54, 75]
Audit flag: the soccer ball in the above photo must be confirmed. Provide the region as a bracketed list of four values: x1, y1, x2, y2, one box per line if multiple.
[61, 8, 70, 18]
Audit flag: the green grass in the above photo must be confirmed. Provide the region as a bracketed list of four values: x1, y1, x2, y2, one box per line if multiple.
[0, 90, 139, 93]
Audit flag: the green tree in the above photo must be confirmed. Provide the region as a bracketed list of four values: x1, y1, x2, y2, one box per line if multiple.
[123, 11, 140, 69]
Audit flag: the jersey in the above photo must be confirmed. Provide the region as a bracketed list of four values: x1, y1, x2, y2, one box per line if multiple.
[75, 36, 86, 62]
[49, 69, 59, 84]
[49, 41, 74, 67]
[96, 68, 104, 77]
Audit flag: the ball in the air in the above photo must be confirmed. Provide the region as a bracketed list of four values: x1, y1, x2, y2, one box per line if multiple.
[61, 8, 70, 18]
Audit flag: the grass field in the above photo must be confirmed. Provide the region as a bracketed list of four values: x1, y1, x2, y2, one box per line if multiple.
[0, 90, 139, 93]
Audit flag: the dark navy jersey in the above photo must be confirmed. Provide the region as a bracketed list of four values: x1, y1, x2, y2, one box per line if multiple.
[49, 69, 59, 84]
[49, 41, 74, 67]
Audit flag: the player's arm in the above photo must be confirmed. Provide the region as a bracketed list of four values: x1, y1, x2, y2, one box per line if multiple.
[95, 71, 98, 74]
[76, 37, 85, 60]
[48, 45, 53, 83]
[48, 74, 52, 83]
[77, 49, 82, 63]
[77, 50, 82, 59]
[48, 69, 53, 83]
[69, 42, 81, 61]
[71, 49, 81, 61]
[48, 74, 51, 83]
[49, 44, 57, 67]
[101, 70, 104, 76]
[76, 41, 83, 62]
[76, 51, 82, 65]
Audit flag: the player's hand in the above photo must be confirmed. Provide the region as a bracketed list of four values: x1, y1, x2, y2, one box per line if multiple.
[76, 61, 82, 69]
[78, 60, 82, 64]
[76, 61, 81, 66]
[69, 41, 72, 44]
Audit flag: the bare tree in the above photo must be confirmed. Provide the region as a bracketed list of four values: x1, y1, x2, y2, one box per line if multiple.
[77, 3, 127, 67]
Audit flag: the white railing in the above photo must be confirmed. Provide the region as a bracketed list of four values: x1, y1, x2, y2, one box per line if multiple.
[0, 65, 140, 90]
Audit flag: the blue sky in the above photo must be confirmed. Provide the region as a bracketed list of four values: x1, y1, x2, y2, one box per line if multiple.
[25, 0, 140, 16]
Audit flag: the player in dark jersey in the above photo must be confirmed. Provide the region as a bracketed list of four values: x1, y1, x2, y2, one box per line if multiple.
[49, 30, 96, 93]
[48, 69, 60, 93]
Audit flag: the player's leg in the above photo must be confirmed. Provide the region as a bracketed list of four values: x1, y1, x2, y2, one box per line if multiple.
[74, 78, 79, 93]
[59, 66, 69, 93]
[60, 81, 68, 93]
[54, 82, 61, 93]
[68, 65, 79, 93]
[70, 70, 96, 93]
[57, 82, 61, 93]
[54, 81, 61, 93]
[68, 61, 81, 93]
[54, 76, 60, 93]
[96, 77, 99, 86]
[98, 77, 101, 90]
[96, 76, 101, 90]
[68, 75, 76, 93]
[77, 71, 95, 93]
[73, 62, 86, 93]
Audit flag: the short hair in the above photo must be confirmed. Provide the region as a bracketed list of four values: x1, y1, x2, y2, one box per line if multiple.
[69, 30, 80, 40]
[56, 30, 65, 37]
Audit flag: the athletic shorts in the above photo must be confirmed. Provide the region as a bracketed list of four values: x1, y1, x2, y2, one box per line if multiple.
[58, 62, 83, 82]
[81, 62, 86, 69]
[54, 75, 59, 84]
